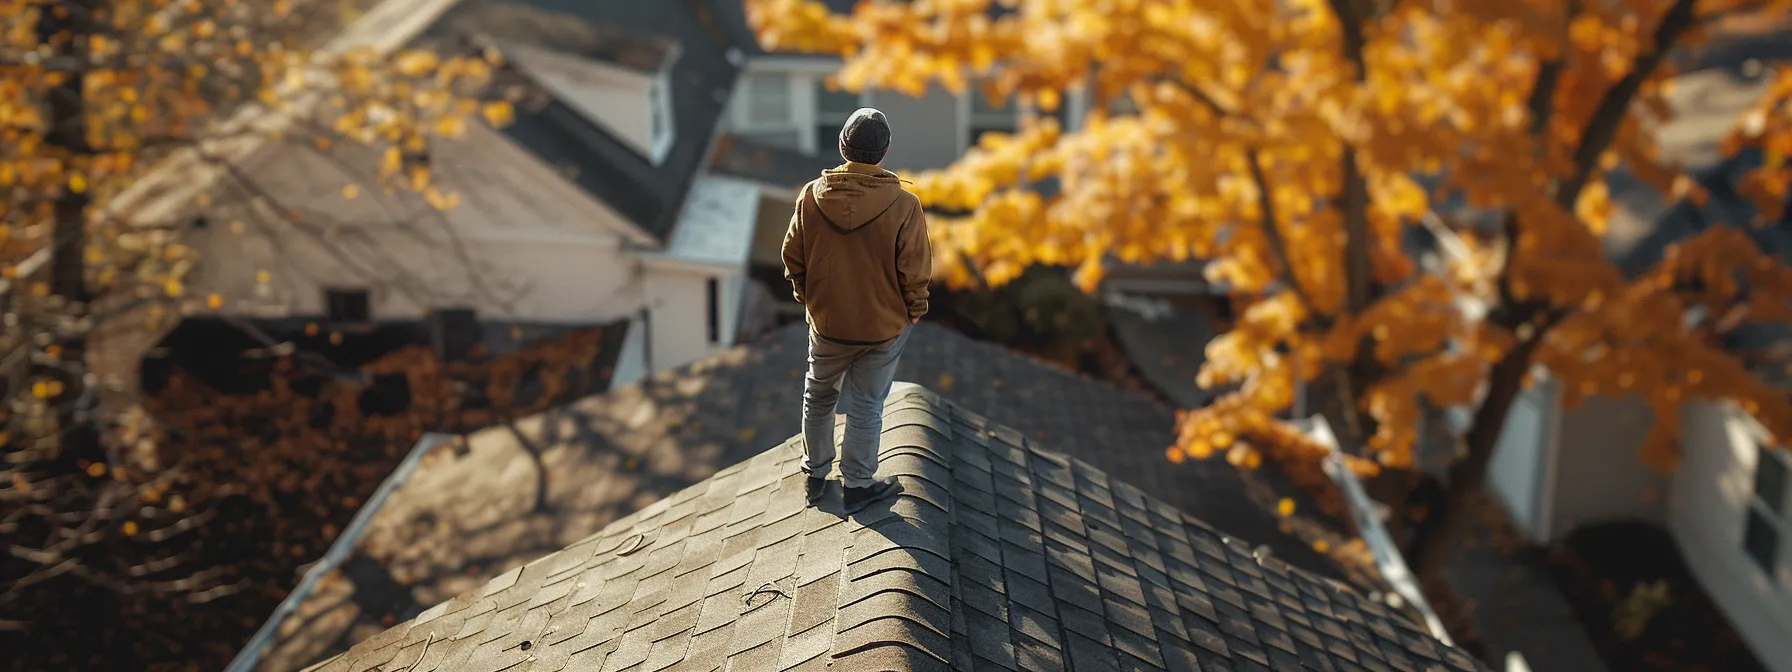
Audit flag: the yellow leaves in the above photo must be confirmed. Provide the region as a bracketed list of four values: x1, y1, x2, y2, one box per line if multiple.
[1277, 498, 1297, 517]
[394, 50, 442, 78]
[380, 147, 403, 181]
[31, 379, 63, 398]
[67, 173, 86, 193]
[1574, 179, 1613, 236]
[122, 521, 139, 536]
[163, 278, 182, 297]
[746, 0, 1792, 497]
[481, 101, 515, 128]
[342, 184, 360, 200]
[86, 462, 106, 478]
[424, 188, 462, 211]
[206, 294, 224, 310]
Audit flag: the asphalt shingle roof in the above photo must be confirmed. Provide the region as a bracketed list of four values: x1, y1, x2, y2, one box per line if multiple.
[254, 323, 1371, 669]
[301, 383, 1483, 672]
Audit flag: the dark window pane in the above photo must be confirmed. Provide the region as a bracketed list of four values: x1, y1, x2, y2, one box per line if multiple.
[1745, 507, 1780, 576]
[816, 86, 860, 119]
[1756, 448, 1788, 511]
[816, 124, 842, 159]
[706, 277, 721, 344]
[325, 288, 370, 323]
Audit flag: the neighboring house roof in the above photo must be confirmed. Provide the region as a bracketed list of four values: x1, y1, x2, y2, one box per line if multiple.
[300, 383, 1483, 672]
[659, 175, 764, 268]
[423, 0, 742, 242]
[710, 134, 839, 190]
[1105, 297, 1231, 411]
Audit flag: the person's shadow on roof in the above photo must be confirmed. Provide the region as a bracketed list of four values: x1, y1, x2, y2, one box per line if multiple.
[803, 478, 908, 522]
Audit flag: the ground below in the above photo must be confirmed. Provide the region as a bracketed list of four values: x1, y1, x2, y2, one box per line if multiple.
[1546, 520, 1768, 672]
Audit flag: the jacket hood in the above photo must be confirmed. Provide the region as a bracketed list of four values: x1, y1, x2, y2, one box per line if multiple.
[811, 164, 905, 231]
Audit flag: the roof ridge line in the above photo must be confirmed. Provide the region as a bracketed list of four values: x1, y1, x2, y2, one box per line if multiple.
[827, 387, 956, 669]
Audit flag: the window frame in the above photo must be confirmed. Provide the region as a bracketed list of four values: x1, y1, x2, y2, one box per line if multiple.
[738, 71, 796, 130]
[730, 63, 879, 157]
[961, 78, 1020, 152]
[812, 81, 873, 158]
[648, 76, 676, 165]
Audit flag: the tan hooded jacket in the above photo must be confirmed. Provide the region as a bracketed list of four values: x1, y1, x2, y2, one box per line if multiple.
[782, 162, 932, 344]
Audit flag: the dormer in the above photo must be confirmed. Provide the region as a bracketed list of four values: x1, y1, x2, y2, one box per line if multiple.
[495, 29, 680, 166]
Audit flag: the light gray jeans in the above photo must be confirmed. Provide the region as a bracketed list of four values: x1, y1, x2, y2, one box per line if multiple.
[801, 327, 911, 488]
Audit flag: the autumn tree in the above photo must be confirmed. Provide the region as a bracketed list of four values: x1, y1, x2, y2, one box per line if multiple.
[0, 0, 513, 644]
[748, 0, 1792, 580]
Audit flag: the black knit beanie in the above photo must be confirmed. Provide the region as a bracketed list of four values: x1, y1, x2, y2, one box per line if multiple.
[838, 107, 891, 164]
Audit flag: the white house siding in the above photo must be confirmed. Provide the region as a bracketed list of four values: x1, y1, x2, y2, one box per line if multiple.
[725, 58, 969, 174]
[183, 122, 652, 324]
[639, 262, 744, 374]
[867, 84, 963, 172]
[1489, 381, 1556, 544]
[1549, 394, 1670, 538]
[1671, 400, 1792, 672]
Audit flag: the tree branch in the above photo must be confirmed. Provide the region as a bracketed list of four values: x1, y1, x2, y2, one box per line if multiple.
[1325, 0, 1375, 315]
[1245, 148, 1322, 316]
[1176, 80, 1322, 317]
[1557, 0, 1700, 209]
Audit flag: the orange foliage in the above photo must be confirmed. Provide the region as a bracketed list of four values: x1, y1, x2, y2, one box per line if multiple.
[1726, 68, 1792, 223]
[750, 0, 1792, 481]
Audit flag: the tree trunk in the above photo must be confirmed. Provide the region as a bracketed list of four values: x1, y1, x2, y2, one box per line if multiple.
[1407, 333, 1544, 578]
[43, 1, 91, 302]
[38, 1, 96, 454]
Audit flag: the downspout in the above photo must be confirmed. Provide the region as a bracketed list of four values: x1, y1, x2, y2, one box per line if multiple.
[1535, 376, 1566, 543]
[640, 305, 654, 376]
[1299, 415, 1456, 646]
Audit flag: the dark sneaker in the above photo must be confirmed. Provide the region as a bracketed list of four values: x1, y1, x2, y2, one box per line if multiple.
[805, 476, 827, 506]
[843, 477, 900, 514]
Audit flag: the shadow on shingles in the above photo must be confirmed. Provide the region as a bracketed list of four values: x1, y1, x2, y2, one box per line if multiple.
[809, 481, 846, 519]
[845, 481, 907, 525]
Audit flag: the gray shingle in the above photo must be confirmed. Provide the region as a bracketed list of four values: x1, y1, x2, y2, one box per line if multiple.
[302, 385, 1486, 672]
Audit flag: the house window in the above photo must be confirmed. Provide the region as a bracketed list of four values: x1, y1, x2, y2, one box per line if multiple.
[705, 277, 721, 344]
[651, 84, 666, 141]
[743, 73, 793, 127]
[324, 288, 371, 323]
[649, 79, 675, 164]
[967, 80, 1019, 148]
[814, 84, 863, 157]
[1745, 445, 1789, 578]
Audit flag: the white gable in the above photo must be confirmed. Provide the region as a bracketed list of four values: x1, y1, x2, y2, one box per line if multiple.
[504, 44, 674, 164]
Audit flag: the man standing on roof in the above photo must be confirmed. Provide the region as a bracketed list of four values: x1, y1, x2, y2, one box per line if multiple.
[782, 107, 932, 514]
